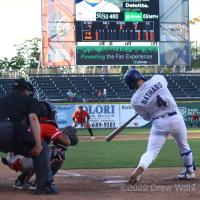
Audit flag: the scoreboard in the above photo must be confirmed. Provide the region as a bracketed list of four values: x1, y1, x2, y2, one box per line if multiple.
[76, 20, 157, 42]
[75, 0, 160, 42]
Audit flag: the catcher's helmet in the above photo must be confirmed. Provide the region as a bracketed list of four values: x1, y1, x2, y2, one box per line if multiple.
[124, 69, 145, 90]
[39, 101, 57, 121]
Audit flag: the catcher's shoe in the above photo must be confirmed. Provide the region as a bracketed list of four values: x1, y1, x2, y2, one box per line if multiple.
[177, 169, 195, 180]
[27, 181, 36, 191]
[1, 157, 10, 166]
[12, 179, 33, 190]
[129, 166, 144, 185]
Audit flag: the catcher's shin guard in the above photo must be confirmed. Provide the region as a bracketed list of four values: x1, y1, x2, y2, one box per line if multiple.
[49, 145, 66, 175]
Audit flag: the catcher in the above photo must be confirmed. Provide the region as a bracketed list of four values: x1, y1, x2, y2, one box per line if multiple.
[72, 105, 95, 139]
[1, 99, 78, 190]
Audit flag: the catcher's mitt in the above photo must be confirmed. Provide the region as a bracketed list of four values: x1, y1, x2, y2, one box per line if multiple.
[62, 126, 78, 146]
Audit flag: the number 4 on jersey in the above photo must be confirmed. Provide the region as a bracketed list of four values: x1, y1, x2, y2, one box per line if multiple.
[156, 95, 167, 107]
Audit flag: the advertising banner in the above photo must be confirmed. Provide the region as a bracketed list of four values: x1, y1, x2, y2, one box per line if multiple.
[42, 0, 75, 66]
[54, 103, 150, 129]
[177, 102, 200, 125]
[54, 102, 200, 129]
[76, 46, 159, 65]
[79, 104, 120, 128]
[120, 104, 150, 127]
[55, 104, 75, 128]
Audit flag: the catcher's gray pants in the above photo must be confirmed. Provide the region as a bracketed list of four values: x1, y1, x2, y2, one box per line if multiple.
[0, 121, 53, 187]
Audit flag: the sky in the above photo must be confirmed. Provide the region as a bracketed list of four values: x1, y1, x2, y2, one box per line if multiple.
[0, 0, 199, 59]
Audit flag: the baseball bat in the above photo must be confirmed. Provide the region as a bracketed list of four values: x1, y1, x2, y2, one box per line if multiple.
[105, 113, 138, 142]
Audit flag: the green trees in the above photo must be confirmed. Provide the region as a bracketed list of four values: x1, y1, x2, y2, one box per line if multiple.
[0, 37, 41, 76]
[191, 43, 200, 68]
[0, 37, 200, 75]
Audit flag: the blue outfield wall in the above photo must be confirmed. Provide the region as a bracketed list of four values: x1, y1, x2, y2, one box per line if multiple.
[54, 102, 200, 128]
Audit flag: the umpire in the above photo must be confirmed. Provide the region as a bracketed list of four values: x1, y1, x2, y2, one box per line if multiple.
[0, 78, 58, 195]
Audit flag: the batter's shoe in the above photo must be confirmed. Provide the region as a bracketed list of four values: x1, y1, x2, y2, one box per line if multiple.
[91, 136, 95, 140]
[129, 166, 144, 185]
[177, 169, 195, 180]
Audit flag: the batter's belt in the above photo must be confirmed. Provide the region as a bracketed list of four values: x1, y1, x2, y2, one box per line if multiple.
[153, 111, 177, 120]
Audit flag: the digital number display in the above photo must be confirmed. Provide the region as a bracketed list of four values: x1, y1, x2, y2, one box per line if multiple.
[96, 12, 123, 21]
[76, 21, 157, 42]
[75, 0, 160, 42]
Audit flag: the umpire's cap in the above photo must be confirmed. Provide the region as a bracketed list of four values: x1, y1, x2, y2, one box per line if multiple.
[12, 78, 29, 91]
[27, 82, 35, 97]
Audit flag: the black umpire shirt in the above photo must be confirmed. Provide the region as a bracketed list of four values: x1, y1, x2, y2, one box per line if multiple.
[0, 92, 40, 123]
[0, 92, 41, 148]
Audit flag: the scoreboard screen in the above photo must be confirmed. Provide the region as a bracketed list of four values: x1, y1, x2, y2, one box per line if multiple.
[76, 21, 156, 42]
[75, 0, 159, 42]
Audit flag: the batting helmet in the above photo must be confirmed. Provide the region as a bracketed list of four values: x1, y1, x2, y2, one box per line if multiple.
[124, 69, 145, 90]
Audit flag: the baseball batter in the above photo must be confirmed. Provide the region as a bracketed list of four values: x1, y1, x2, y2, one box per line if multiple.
[76, 0, 120, 21]
[124, 69, 196, 185]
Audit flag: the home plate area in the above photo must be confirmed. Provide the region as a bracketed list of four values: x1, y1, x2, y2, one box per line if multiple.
[1, 167, 200, 200]
[52, 168, 200, 200]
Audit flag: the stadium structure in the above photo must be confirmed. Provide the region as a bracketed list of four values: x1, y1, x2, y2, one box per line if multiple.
[0, 0, 200, 103]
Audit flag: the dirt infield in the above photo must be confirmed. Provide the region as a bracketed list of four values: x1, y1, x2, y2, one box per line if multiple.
[1, 163, 200, 200]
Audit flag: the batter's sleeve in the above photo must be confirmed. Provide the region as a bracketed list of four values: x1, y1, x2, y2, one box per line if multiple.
[134, 105, 151, 121]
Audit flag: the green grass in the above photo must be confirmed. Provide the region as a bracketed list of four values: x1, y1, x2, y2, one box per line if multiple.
[76, 127, 200, 136]
[76, 127, 149, 136]
[63, 139, 200, 169]
[1, 127, 199, 170]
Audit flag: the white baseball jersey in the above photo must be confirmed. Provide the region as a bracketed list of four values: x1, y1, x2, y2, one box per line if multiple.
[131, 75, 194, 173]
[76, 0, 120, 21]
[131, 75, 179, 121]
